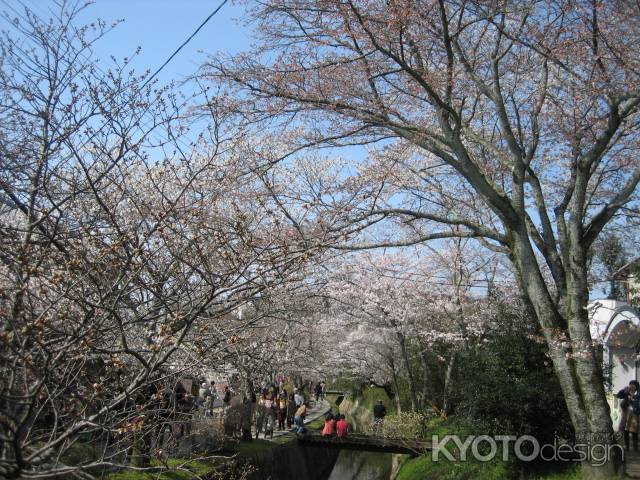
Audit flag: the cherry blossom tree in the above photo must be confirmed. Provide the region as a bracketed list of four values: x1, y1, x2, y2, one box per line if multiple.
[208, 2, 640, 474]
[313, 250, 493, 413]
[0, 3, 319, 478]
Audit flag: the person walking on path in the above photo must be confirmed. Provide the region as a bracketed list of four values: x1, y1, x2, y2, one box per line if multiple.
[286, 392, 296, 429]
[221, 385, 232, 423]
[255, 393, 266, 439]
[199, 382, 209, 410]
[617, 380, 638, 433]
[619, 380, 640, 450]
[206, 381, 217, 417]
[263, 392, 276, 439]
[314, 383, 322, 402]
[294, 402, 308, 434]
[336, 415, 349, 438]
[276, 392, 288, 430]
[372, 400, 386, 435]
[200, 382, 215, 418]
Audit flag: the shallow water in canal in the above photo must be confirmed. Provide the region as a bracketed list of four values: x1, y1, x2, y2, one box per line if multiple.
[245, 442, 408, 480]
[325, 449, 405, 480]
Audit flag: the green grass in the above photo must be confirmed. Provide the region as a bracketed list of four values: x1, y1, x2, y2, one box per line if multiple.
[60, 442, 101, 466]
[396, 417, 584, 480]
[270, 434, 294, 445]
[232, 438, 274, 457]
[325, 393, 339, 405]
[396, 454, 508, 480]
[531, 466, 582, 479]
[108, 458, 216, 480]
[306, 416, 326, 430]
[396, 415, 507, 480]
[106, 439, 275, 480]
[359, 386, 395, 415]
[425, 415, 475, 438]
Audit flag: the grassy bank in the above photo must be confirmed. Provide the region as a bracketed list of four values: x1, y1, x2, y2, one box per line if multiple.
[395, 417, 583, 480]
[396, 455, 581, 480]
[335, 386, 395, 434]
[106, 438, 276, 480]
[108, 458, 216, 480]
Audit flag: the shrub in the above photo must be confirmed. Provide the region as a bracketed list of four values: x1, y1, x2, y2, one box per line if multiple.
[451, 306, 573, 445]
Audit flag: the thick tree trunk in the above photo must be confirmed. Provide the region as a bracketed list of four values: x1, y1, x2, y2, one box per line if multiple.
[238, 366, 255, 442]
[384, 312, 419, 411]
[395, 331, 418, 412]
[413, 332, 433, 411]
[442, 351, 457, 416]
[241, 400, 253, 442]
[567, 224, 621, 478]
[387, 355, 402, 414]
[512, 230, 621, 478]
[420, 349, 431, 411]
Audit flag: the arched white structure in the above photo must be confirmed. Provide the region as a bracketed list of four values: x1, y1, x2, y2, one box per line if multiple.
[589, 299, 640, 430]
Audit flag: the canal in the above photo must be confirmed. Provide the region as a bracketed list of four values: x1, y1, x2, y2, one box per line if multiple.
[326, 449, 407, 479]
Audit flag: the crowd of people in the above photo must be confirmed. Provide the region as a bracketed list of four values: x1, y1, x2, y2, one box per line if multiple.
[253, 382, 319, 437]
[131, 375, 390, 460]
[164, 380, 396, 448]
[204, 379, 330, 439]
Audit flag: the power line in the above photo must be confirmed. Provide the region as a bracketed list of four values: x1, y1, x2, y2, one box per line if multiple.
[141, 0, 229, 90]
[0, 0, 226, 172]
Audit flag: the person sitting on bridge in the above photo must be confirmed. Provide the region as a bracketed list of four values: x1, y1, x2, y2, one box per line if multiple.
[336, 415, 349, 438]
[322, 413, 336, 436]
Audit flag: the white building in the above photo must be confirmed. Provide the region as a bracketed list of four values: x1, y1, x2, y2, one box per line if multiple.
[589, 299, 640, 429]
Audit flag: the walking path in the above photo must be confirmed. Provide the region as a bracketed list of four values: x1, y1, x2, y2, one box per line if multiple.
[204, 397, 331, 439]
[627, 450, 640, 478]
[267, 398, 332, 440]
[304, 398, 332, 425]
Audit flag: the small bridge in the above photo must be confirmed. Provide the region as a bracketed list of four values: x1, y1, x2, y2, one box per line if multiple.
[322, 391, 347, 406]
[324, 390, 347, 396]
[297, 432, 432, 456]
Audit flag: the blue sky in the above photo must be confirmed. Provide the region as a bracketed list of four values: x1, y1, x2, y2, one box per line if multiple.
[9, 0, 251, 85]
